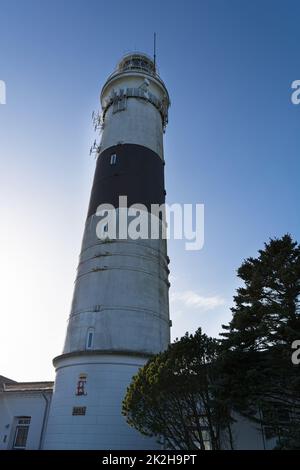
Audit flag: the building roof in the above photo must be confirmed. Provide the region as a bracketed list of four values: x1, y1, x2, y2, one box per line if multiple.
[0, 375, 54, 393]
[3, 381, 54, 392]
[0, 375, 17, 391]
[0, 375, 16, 384]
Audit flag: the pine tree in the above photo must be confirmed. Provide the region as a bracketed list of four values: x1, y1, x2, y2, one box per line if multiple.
[220, 234, 300, 448]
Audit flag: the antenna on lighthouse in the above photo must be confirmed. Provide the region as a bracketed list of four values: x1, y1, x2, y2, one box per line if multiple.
[153, 32, 156, 71]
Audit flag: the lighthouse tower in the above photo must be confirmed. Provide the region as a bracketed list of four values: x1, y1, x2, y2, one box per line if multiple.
[44, 53, 171, 449]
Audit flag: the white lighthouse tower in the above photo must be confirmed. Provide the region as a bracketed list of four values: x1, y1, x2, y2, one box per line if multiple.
[44, 53, 171, 449]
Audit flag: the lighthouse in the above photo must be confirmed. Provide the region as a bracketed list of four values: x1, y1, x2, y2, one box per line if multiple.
[44, 53, 171, 449]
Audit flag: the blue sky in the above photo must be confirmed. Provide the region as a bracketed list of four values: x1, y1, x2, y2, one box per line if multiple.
[0, 0, 299, 380]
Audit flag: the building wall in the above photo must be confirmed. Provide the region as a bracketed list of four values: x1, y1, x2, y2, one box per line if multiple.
[0, 388, 278, 450]
[44, 354, 159, 449]
[230, 413, 277, 450]
[63, 215, 170, 356]
[0, 391, 52, 450]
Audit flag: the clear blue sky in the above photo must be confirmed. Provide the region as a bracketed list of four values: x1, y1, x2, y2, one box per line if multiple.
[0, 0, 299, 380]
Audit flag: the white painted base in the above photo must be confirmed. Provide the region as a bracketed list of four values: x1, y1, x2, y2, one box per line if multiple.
[43, 353, 160, 450]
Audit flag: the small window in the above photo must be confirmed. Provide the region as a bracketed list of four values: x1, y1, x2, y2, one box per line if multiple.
[86, 328, 94, 350]
[86, 329, 94, 349]
[13, 417, 31, 449]
[110, 154, 117, 165]
[87, 332, 93, 348]
[76, 374, 87, 396]
[99, 222, 109, 240]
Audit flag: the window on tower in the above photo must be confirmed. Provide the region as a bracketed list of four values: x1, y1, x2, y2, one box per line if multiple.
[86, 328, 94, 349]
[87, 332, 93, 348]
[76, 374, 87, 396]
[110, 153, 117, 165]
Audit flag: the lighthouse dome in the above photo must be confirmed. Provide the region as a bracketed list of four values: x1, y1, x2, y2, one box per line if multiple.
[117, 52, 156, 76]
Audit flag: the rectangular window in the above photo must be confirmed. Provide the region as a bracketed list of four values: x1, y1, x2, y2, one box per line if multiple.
[110, 154, 117, 165]
[87, 331, 93, 349]
[72, 406, 86, 416]
[99, 222, 109, 240]
[13, 417, 31, 449]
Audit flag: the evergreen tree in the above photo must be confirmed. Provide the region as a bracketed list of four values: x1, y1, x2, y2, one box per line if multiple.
[122, 329, 233, 450]
[220, 234, 300, 448]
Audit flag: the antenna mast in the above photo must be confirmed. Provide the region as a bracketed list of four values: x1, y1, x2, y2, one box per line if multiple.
[153, 32, 156, 71]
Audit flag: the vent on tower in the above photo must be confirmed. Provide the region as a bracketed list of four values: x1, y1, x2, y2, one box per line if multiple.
[72, 407, 86, 416]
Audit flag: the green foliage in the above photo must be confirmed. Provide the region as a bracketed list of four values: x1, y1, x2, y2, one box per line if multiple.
[220, 234, 300, 449]
[123, 234, 300, 450]
[122, 329, 233, 450]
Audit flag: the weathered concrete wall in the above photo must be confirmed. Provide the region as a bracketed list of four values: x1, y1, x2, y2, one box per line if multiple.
[45, 54, 170, 449]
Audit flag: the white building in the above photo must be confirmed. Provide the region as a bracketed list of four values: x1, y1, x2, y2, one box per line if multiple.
[0, 374, 275, 450]
[0, 376, 52, 450]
